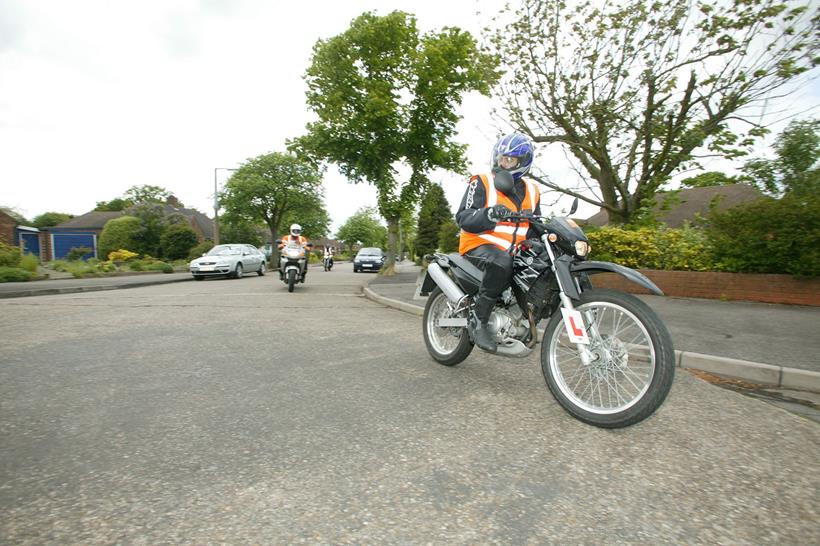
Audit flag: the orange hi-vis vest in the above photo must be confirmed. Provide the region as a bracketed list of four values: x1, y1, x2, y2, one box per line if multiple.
[459, 173, 540, 254]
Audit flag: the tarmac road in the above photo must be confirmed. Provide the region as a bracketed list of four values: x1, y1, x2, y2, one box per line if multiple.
[0, 266, 818, 544]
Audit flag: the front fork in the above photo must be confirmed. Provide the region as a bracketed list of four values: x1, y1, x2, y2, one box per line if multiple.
[543, 237, 602, 366]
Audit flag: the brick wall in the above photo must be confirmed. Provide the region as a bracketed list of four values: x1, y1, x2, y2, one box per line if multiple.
[590, 269, 820, 306]
[0, 212, 16, 245]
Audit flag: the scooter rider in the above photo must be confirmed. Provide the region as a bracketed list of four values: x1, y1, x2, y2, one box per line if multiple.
[455, 133, 541, 353]
[278, 223, 310, 281]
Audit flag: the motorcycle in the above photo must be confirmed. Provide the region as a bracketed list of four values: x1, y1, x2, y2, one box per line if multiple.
[420, 183, 675, 429]
[277, 241, 313, 292]
[323, 255, 334, 271]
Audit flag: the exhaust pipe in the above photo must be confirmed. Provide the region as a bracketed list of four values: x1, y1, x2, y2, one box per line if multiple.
[427, 262, 466, 303]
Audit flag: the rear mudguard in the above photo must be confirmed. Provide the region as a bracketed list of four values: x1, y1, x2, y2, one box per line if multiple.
[571, 260, 664, 296]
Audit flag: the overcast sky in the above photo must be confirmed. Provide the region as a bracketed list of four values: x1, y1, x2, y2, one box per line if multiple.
[2, 0, 818, 233]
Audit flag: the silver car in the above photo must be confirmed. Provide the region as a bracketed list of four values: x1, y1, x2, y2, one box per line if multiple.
[190, 244, 266, 280]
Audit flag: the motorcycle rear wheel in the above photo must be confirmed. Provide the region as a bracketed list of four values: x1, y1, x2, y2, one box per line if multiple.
[423, 287, 474, 366]
[541, 288, 675, 428]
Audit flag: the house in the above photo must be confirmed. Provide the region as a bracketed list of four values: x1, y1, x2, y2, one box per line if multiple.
[0, 209, 44, 259]
[582, 184, 765, 228]
[43, 206, 214, 261]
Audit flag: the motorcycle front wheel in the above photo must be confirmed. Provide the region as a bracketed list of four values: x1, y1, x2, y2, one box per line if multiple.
[287, 269, 296, 292]
[541, 288, 675, 428]
[422, 287, 474, 366]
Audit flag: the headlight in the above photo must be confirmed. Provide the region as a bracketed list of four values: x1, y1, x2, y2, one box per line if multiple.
[574, 240, 590, 257]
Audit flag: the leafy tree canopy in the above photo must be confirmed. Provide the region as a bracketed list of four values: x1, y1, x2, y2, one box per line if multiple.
[0, 207, 29, 224]
[493, 0, 819, 224]
[95, 197, 133, 211]
[680, 172, 738, 188]
[124, 184, 173, 204]
[31, 212, 74, 228]
[219, 152, 328, 252]
[335, 207, 387, 250]
[293, 10, 497, 272]
[740, 118, 820, 196]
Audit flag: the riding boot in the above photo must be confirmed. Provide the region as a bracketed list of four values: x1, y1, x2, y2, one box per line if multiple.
[473, 295, 497, 354]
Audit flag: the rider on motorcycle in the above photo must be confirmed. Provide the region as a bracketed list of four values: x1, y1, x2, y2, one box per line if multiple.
[455, 133, 542, 353]
[278, 223, 310, 281]
[323, 245, 334, 270]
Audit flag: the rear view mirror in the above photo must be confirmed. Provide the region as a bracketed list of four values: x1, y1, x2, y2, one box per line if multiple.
[307, 243, 314, 248]
[275, 239, 282, 245]
[569, 197, 579, 216]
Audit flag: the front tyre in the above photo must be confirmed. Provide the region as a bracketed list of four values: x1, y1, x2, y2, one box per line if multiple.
[257, 262, 266, 276]
[233, 263, 243, 279]
[541, 288, 675, 428]
[287, 269, 296, 292]
[422, 287, 474, 366]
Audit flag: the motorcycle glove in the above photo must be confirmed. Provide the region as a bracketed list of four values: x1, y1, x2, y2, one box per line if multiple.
[487, 204, 513, 222]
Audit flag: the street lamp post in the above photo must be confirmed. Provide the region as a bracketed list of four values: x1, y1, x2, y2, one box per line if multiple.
[213, 167, 238, 245]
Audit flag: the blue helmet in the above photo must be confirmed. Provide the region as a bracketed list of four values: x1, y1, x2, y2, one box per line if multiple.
[491, 133, 534, 181]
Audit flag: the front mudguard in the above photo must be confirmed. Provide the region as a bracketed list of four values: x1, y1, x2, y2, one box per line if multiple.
[570, 260, 664, 296]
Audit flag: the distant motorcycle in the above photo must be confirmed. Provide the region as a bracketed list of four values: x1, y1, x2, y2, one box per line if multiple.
[419, 173, 675, 428]
[323, 255, 334, 271]
[277, 241, 313, 292]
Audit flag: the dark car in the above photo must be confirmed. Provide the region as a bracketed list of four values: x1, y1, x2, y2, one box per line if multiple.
[353, 247, 385, 273]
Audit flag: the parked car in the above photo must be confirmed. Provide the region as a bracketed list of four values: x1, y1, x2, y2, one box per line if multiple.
[189, 244, 266, 280]
[353, 247, 385, 273]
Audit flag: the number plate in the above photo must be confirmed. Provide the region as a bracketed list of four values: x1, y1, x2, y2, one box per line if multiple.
[362, 264, 372, 268]
[199, 266, 215, 272]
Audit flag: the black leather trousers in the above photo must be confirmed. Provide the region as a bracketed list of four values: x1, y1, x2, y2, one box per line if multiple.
[465, 244, 513, 322]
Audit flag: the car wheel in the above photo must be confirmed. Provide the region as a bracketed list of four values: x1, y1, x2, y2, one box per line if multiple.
[257, 262, 266, 276]
[233, 263, 243, 278]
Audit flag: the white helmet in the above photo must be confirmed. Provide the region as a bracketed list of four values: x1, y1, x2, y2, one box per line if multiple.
[289, 223, 302, 236]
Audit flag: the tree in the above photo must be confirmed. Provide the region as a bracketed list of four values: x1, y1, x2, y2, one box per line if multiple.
[98, 216, 144, 259]
[0, 207, 28, 224]
[95, 198, 133, 211]
[218, 152, 327, 261]
[294, 11, 497, 274]
[680, 172, 738, 188]
[493, 0, 819, 224]
[218, 214, 266, 247]
[415, 183, 453, 258]
[160, 224, 199, 261]
[438, 219, 460, 253]
[125, 203, 167, 257]
[740, 119, 820, 197]
[335, 207, 387, 251]
[124, 184, 174, 204]
[31, 212, 73, 228]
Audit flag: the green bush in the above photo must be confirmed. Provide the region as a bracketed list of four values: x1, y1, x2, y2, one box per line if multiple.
[19, 253, 39, 273]
[0, 266, 33, 282]
[586, 227, 663, 269]
[0, 243, 22, 267]
[160, 224, 199, 260]
[145, 261, 174, 273]
[66, 246, 93, 261]
[188, 240, 215, 260]
[706, 193, 820, 276]
[128, 260, 146, 272]
[98, 216, 143, 259]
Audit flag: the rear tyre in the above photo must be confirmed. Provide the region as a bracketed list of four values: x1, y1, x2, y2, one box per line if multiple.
[287, 269, 296, 292]
[422, 287, 474, 366]
[541, 288, 675, 428]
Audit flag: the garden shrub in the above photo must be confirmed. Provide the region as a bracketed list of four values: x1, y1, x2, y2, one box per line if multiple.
[654, 226, 715, 271]
[19, 253, 39, 273]
[188, 240, 215, 260]
[108, 249, 139, 262]
[98, 216, 143, 259]
[66, 246, 93, 261]
[160, 224, 198, 260]
[586, 227, 662, 269]
[706, 193, 820, 276]
[0, 266, 33, 282]
[0, 243, 22, 267]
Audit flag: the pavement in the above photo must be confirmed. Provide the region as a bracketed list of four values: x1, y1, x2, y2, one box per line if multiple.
[2, 261, 818, 399]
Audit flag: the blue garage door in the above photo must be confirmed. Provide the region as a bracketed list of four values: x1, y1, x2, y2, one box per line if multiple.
[19, 232, 41, 259]
[53, 233, 96, 260]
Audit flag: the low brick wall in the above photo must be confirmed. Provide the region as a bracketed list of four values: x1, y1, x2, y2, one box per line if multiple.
[590, 269, 820, 306]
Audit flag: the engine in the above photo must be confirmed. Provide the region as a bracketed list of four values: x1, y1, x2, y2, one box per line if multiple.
[487, 302, 530, 342]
